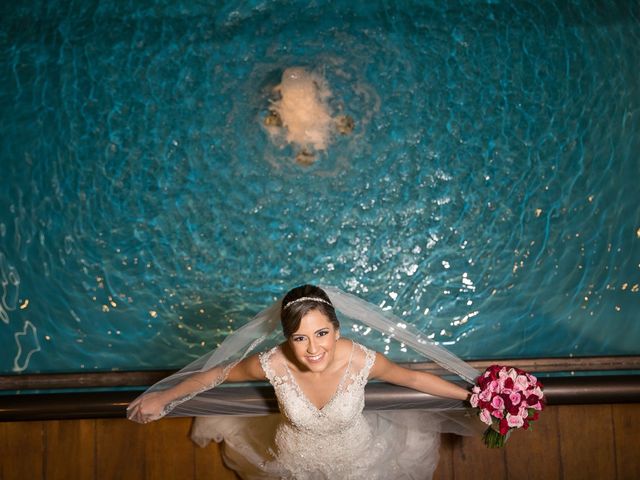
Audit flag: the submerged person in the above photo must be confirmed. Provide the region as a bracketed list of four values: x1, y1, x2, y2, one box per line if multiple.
[128, 284, 477, 479]
[263, 67, 356, 166]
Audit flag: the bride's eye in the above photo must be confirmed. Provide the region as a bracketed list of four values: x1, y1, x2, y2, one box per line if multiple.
[292, 336, 305, 342]
[317, 330, 329, 337]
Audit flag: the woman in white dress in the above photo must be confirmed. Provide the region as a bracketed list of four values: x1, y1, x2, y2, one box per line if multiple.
[128, 285, 477, 479]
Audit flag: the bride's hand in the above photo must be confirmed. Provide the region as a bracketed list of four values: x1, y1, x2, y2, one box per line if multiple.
[127, 391, 168, 424]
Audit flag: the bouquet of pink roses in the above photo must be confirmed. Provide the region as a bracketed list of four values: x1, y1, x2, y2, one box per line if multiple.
[469, 364, 545, 448]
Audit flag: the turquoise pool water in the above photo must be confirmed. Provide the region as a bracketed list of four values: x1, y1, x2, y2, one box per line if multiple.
[1, 0, 639, 374]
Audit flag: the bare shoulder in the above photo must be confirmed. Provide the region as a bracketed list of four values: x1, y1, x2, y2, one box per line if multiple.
[368, 350, 404, 379]
[339, 337, 360, 359]
[225, 352, 267, 382]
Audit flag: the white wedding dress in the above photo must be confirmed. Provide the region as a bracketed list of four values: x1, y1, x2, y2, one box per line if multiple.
[192, 340, 455, 480]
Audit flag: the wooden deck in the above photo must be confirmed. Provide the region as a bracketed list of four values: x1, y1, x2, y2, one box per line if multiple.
[1, 403, 639, 479]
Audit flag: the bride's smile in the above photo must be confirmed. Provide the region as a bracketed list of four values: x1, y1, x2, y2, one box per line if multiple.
[305, 352, 325, 363]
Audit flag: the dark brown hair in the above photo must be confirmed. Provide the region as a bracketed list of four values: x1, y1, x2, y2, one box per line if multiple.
[280, 284, 339, 338]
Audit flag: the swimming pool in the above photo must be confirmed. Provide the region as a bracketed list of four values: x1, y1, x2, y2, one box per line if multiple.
[1, 0, 639, 376]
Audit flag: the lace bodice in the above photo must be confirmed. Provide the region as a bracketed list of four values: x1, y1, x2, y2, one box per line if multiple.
[259, 341, 380, 479]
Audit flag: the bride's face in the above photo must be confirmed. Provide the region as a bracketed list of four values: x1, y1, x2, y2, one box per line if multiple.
[288, 309, 339, 373]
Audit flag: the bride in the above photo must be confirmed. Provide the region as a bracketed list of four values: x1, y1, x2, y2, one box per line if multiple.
[128, 284, 479, 479]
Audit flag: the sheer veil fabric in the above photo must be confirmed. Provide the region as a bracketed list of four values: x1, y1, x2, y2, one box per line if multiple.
[128, 286, 480, 419]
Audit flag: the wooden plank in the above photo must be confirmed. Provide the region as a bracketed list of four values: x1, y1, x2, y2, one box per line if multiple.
[143, 417, 194, 480]
[194, 435, 239, 480]
[433, 433, 457, 480]
[44, 419, 96, 480]
[558, 404, 615, 480]
[612, 403, 640, 479]
[504, 405, 561, 479]
[96, 418, 146, 480]
[453, 431, 507, 479]
[0, 421, 44, 480]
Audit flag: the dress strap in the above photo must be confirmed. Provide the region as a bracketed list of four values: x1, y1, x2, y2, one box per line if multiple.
[354, 342, 376, 379]
[346, 340, 355, 368]
[336, 340, 356, 389]
[258, 345, 279, 383]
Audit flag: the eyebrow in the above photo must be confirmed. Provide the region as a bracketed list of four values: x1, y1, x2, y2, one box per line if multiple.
[293, 327, 330, 337]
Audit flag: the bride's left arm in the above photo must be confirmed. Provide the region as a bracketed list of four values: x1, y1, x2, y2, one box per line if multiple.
[369, 352, 470, 401]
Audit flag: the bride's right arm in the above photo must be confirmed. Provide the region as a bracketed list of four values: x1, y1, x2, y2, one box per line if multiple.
[127, 354, 266, 422]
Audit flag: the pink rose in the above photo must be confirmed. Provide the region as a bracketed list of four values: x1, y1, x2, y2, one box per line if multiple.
[492, 409, 504, 419]
[479, 408, 493, 426]
[479, 389, 493, 402]
[518, 405, 529, 419]
[515, 375, 530, 391]
[509, 392, 522, 406]
[491, 395, 505, 410]
[507, 413, 524, 428]
[470, 393, 479, 408]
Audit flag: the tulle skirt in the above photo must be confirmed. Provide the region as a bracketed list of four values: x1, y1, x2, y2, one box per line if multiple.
[191, 410, 473, 480]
